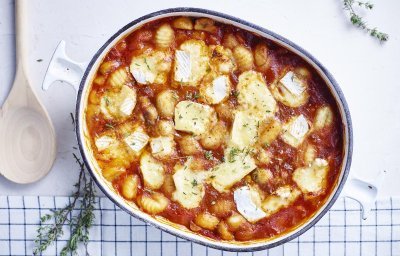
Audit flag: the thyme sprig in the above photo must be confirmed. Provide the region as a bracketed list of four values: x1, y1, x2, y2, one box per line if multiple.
[33, 153, 96, 256]
[343, 0, 388, 42]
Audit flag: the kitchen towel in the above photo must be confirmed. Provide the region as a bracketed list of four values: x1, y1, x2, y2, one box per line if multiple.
[0, 196, 399, 256]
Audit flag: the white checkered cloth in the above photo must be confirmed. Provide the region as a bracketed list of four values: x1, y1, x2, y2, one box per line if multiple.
[0, 196, 399, 256]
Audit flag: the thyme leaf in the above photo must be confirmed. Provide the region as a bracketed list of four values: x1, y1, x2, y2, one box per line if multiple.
[33, 153, 96, 256]
[343, 0, 388, 42]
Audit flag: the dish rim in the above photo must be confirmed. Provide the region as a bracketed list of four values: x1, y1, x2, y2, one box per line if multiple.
[75, 7, 353, 251]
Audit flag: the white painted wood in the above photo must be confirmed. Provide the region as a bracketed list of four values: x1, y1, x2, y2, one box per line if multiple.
[0, 0, 56, 183]
[0, 0, 398, 197]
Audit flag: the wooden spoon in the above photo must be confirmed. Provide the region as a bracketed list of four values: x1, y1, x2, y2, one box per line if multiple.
[0, 0, 56, 183]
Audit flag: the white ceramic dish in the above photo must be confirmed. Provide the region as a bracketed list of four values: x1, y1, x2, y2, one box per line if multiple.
[42, 8, 382, 251]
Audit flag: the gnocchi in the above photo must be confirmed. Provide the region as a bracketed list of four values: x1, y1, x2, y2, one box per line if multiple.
[139, 192, 169, 214]
[156, 90, 178, 119]
[233, 46, 254, 72]
[314, 106, 334, 130]
[178, 135, 203, 155]
[86, 16, 344, 242]
[195, 212, 220, 230]
[172, 17, 193, 30]
[155, 24, 174, 48]
[121, 175, 140, 200]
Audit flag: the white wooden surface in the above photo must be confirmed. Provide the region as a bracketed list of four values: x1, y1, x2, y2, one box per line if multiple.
[0, 0, 399, 197]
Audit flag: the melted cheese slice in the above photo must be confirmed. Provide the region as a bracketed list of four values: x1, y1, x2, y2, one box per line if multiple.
[130, 50, 172, 84]
[279, 71, 306, 96]
[174, 39, 209, 86]
[174, 50, 191, 82]
[237, 71, 277, 118]
[210, 147, 257, 192]
[150, 136, 175, 159]
[201, 75, 230, 104]
[174, 100, 215, 135]
[234, 186, 266, 223]
[100, 85, 137, 119]
[123, 126, 149, 153]
[292, 158, 329, 194]
[271, 71, 309, 107]
[172, 160, 209, 209]
[262, 185, 301, 217]
[140, 152, 165, 189]
[95, 135, 117, 152]
[281, 114, 310, 148]
[119, 97, 136, 116]
[94, 132, 131, 163]
[231, 111, 260, 149]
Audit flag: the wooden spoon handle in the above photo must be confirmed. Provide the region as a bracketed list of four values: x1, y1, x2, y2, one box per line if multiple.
[15, 0, 28, 66]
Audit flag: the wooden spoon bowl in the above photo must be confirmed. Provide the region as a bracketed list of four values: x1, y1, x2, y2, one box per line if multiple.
[0, 104, 56, 183]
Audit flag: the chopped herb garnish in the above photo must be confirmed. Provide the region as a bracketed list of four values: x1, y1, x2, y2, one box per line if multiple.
[204, 151, 214, 160]
[105, 123, 115, 129]
[228, 147, 240, 163]
[231, 90, 239, 98]
[104, 96, 110, 106]
[191, 179, 198, 187]
[185, 92, 193, 100]
[144, 58, 151, 70]
[179, 114, 183, 119]
[185, 91, 201, 100]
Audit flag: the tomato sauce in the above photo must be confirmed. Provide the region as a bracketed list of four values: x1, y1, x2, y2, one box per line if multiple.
[85, 16, 344, 242]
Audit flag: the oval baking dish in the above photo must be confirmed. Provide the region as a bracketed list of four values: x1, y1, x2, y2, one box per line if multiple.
[42, 8, 380, 251]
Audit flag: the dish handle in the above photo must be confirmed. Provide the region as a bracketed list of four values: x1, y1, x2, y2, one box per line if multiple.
[42, 40, 88, 92]
[341, 170, 386, 220]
